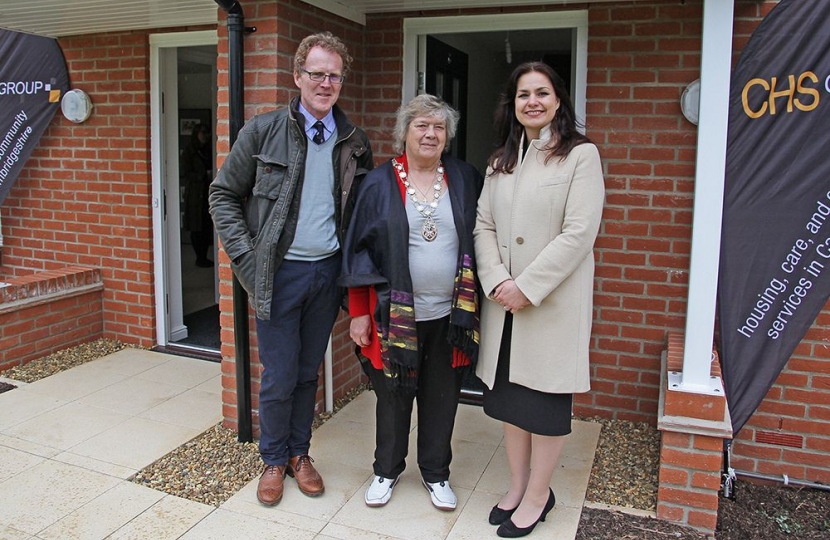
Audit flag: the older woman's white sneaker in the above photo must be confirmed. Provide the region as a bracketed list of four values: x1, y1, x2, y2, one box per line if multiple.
[365, 475, 399, 507]
[422, 479, 457, 510]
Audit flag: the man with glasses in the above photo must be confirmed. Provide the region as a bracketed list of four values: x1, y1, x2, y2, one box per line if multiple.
[209, 32, 373, 507]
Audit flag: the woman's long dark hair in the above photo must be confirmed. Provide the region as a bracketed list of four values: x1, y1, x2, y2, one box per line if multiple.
[488, 62, 590, 175]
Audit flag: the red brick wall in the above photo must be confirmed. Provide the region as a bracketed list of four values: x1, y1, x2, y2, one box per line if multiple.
[656, 334, 730, 533]
[585, 0, 708, 423]
[1, 0, 823, 484]
[359, 0, 828, 483]
[1, 30, 162, 346]
[362, 14, 404, 159]
[0, 266, 103, 371]
[658, 431, 724, 531]
[215, 0, 369, 432]
[584, 0, 828, 485]
[731, 333, 830, 484]
[361, 2, 701, 423]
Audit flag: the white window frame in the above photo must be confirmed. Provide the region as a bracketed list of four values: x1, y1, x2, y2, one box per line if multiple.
[402, 11, 589, 123]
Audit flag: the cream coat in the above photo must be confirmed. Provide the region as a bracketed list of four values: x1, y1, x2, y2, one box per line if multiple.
[474, 130, 604, 394]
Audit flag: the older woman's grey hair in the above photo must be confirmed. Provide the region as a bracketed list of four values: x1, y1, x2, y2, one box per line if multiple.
[392, 94, 460, 155]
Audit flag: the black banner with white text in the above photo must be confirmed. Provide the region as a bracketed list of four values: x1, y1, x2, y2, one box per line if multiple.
[719, 0, 830, 436]
[0, 29, 68, 206]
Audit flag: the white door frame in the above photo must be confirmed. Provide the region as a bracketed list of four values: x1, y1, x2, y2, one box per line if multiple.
[150, 30, 218, 346]
[402, 10, 589, 122]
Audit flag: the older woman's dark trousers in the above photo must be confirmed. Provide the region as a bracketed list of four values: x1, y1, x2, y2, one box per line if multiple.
[368, 316, 464, 483]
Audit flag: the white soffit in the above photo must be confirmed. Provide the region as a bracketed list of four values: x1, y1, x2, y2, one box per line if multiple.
[0, 0, 633, 37]
[302, 0, 633, 25]
[0, 0, 218, 38]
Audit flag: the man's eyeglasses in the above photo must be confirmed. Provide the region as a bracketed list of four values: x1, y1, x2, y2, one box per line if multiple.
[301, 69, 345, 85]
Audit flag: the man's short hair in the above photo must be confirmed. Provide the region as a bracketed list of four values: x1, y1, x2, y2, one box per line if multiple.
[294, 32, 353, 76]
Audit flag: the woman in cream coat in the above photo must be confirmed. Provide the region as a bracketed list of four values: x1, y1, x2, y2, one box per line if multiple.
[474, 62, 604, 538]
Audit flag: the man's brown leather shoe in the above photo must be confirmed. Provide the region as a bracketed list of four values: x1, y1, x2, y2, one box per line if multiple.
[286, 454, 325, 496]
[257, 464, 286, 506]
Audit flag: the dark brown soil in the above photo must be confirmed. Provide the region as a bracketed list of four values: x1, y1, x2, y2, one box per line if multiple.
[577, 506, 708, 539]
[717, 481, 829, 539]
[577, 480, 830, 539]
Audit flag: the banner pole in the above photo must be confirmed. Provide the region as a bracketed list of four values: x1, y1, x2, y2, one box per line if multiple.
[678, 0, 734, 394]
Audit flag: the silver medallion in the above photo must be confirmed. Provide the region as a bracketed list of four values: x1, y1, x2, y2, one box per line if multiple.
[422, 215, 438, 242]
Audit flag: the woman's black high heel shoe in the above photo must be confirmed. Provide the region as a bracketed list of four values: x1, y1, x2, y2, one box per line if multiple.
[488, 503, 518, 525]
[496, 488, 555, 538]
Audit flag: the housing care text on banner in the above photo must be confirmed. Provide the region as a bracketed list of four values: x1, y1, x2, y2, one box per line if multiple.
[719, 0, 830, 436]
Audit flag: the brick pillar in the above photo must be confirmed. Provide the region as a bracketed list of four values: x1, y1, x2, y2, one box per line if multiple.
[657, 332, 732, 535]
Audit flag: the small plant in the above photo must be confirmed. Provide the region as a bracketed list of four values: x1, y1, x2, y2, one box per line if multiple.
[758, 509, 804, 536]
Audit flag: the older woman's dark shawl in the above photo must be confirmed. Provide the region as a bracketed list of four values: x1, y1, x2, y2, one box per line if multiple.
[339, 155, 482, 389]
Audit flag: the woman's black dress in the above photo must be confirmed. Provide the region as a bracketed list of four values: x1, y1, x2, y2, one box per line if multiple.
[482, 313, 573, 436]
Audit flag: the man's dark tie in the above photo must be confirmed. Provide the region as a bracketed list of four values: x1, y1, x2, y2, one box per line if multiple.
[312, 121, 325, 144]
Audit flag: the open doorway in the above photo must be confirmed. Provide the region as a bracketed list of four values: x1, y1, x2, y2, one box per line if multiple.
[150, 31, 220, 357]
[405, 10, 589, 177]
[405, 11, 589, 399]
[174, 46, 220, 351]
[424, 29, 575, 175]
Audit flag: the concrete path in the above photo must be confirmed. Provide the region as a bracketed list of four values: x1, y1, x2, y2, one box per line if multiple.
[0, 348, 600, 539]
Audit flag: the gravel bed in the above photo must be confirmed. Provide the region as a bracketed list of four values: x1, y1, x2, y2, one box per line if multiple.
[1, 341, 660, 512]
[582, 416, 660, 512]
[131, 384, 369, 506]
[131, 423, 262, 507]
[0, 339, 129, 383]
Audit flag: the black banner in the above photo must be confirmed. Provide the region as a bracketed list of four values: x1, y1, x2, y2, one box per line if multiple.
[719, 0, 830, 436]
[0, 29, 69, 206]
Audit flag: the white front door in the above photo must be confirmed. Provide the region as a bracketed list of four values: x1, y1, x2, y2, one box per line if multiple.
[403, 10, 589, 175]
[150, 30, 219, 349]
[402, 11, 589, 395]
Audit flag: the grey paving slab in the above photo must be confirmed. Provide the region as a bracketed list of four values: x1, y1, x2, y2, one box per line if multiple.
[0, 349, 597, 540]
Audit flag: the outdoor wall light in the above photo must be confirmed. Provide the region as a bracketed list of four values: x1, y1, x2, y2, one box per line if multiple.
[680, 79, 701, 125]
[60, 88, 93, 123]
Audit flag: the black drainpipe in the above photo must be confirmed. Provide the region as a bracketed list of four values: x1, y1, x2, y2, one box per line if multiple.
[214, 0, 256, 443]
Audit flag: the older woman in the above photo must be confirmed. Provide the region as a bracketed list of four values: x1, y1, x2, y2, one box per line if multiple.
[475, 62, 604, 538]
[339, 94, 482, 511]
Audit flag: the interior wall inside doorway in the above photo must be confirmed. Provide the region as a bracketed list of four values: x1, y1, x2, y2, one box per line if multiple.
[429, 28, 573, 175]
[178, 44, 217, 318]
[174, 45, 220, 350]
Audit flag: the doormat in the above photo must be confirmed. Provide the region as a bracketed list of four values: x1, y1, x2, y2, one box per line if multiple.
[0, 381, 17, 394]
[178, 304, 220, 349]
